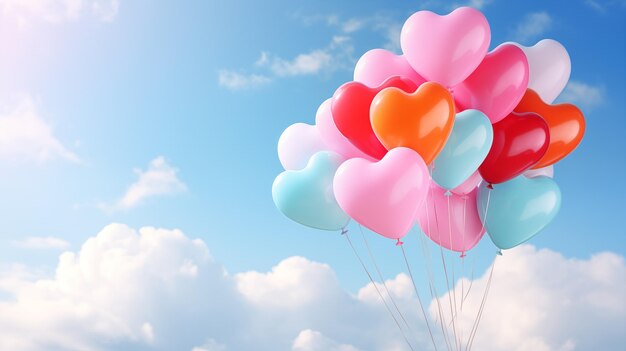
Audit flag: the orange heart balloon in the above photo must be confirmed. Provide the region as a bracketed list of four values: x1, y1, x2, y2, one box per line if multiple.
[370, 82, 455, 164]
[514, 89, 585, 169]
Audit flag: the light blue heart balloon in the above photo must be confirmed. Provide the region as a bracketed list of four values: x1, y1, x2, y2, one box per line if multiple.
[272, 151, 350, 231]
[477, 175, 561, 250]
[432, 109, 493, 190]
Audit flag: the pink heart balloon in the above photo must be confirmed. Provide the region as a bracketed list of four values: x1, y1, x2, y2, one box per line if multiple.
[353, 49, 426, 88]
[417, 182, 485, 253]
[334, 148, 429, 240]
[451, 170, 482, 196]
[453, 44, 529, 124]
[400, 7, 490, 87]
[315, 99, 373, 160]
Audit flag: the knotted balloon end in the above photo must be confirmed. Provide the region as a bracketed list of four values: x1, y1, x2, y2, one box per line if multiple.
[460, 252, 467, 258]
[395, 239, 404, 246]
[444, 190, 452, 197]
[487, 183, 494, 189]
[341, 228, 348, 235]
[496, 249, 503, 256]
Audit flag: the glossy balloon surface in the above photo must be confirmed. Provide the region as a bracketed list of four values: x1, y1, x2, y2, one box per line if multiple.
[479, 112, 549, 184]
[332, 77, 418, 159]
[371, 82, 455, 164]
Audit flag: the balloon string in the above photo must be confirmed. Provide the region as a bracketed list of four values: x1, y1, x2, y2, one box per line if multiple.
[432, 185, 460, 351]
[462, 187, 493, 351]
[447, 195, 461, 351]
[465, 255, 497, 351]
[399, 242, 439, 351]
[461, 197, 467, 312]
[342, 228, 415, 351]
[358, 225, 417, 342]
[424, 183, 453, 351]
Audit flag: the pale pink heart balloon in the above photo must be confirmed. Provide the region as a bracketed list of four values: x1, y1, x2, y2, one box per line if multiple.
[417, 182, 485, 253]
[400, 7, 490, 87]
[453, 44, 529, 124]
[511, 39, 571, 104]
[451, 170, 483, 196]
[353, 49, 426, 88]
[524, 165, 554, 179]
[334, 147, 429, 240]
[278, 123, 327, 170]
[315, 99, 373, 161]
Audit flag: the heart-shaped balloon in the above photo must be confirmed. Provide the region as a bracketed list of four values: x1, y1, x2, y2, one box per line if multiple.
[479, 112, 549, 185]
[511, 39, 571, 104]
[454, 44, 529, 124]
[417, 182, 485, 253]
[333, 147, 429, 240]
[432, 109, 493, 190]
[277, 123, 327, 170]
[400, 7, 490, 87]
[452, 170, 483, 196]
[332, 77, 418, 159]
[273, 151, 349, 231]
[477, 176, 561, 250]
[353, 49, 426, 88]
[370, 82, 455, 164]
[514, 89, 585, 169]
[315, 99, 373, 161]
[524, 165, 554, 179]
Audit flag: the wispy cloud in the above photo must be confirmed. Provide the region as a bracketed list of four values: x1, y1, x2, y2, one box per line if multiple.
[218, 70, 272, 91]
[12, 236, 70, 250]
[103, 156, 187, 211]
[559, 80, 605, 108]
[0, 0, 120, 23]
[584, 0, 626, 13]
[218, 35, 354, 91]
[513, 11, 552, 43]
[0, 96, 79, 164]
[449, 0, 494, 10]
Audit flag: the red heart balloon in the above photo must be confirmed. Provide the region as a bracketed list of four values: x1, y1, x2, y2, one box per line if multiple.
[479, 112, 549, 185]
[331, 76, 418, 159]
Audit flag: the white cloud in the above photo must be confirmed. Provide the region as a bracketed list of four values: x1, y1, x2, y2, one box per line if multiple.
[434, 246, 626, 351]
[341, 18, 364, 33]
[0, 224, 623, 351]
[0, 0, 120, 23]
[219, 35, 354, 90]
[192, 339, 228, 351]
[292, 329, 361, 351]
[12, 236, 70, 250]
[559, 80, 604, 108]
[514, 12, 552, 43]
[105, 156, 187, 211]
[218, 70, 271, 91]
[91, 0, 118, 22]
[0, 96, 79, 164]
[450, 0, 494, 10]
[256, 35, 354, 78]
[269, 50, 334, 77]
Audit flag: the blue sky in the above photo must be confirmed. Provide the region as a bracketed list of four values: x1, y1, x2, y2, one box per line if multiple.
[0, 1, 624, 350]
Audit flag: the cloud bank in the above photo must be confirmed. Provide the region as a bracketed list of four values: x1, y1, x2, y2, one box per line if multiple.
[0, 224, 623, 351]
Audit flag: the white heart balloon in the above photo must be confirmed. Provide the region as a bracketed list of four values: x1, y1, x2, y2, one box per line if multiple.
[511, 39, 571, 104]
[277, 123, 327, 170]
[524, 165, 554, 179]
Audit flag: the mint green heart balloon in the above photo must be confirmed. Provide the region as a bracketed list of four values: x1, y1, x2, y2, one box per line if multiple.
[272, 151, 350, 231]
[477, 175, 561, 250]
[432, 109, 493, 190]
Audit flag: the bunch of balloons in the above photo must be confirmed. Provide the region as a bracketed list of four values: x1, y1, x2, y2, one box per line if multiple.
[272, 7, 585, 253]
